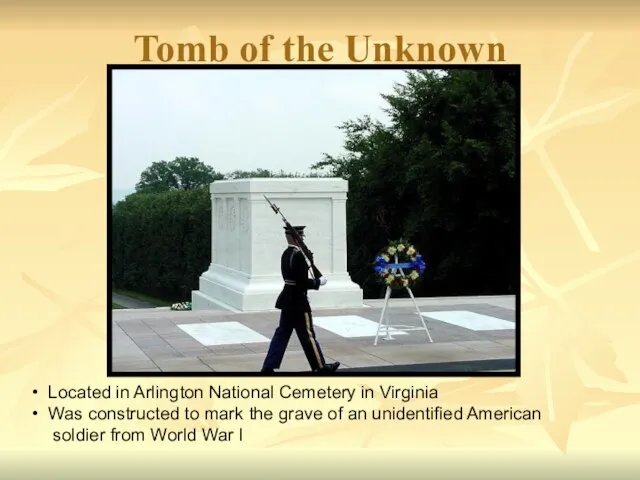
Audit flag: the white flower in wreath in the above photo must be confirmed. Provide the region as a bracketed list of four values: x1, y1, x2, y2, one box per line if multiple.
[406, 246, 416, 256]
[402, 278, 409, 287]
[397, 244, 406, 252]
[384, 276, 393, 285]
[409, 270, 419, 280]
[387, 246, 397, 255]
[381, 254, 390, 262]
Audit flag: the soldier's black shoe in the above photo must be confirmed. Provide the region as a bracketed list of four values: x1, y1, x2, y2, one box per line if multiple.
[318, 362, 340, 373]
[261, 368, 274, 373]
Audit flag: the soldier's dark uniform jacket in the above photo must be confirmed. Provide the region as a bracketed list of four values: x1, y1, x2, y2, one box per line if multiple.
[261, 225, 338, 373]
[274, 245, 321, 312]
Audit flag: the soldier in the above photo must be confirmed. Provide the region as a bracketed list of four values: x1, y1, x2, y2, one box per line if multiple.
[261, 225, 340, 374]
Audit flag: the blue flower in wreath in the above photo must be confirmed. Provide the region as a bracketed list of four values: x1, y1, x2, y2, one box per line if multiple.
[413, 255, 426, 274]
[373, 255, 388, 273]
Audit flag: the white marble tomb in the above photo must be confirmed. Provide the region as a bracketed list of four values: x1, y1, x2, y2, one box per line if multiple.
[191, 178, 364, 312]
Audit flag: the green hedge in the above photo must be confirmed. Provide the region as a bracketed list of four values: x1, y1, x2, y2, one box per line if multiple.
[111, 188, 211, 301]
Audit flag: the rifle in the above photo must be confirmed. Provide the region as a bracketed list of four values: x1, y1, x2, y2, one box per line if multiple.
[264, 195, 323, 279]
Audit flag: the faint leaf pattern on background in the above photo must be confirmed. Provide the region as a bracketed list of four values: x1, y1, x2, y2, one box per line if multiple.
[0, 75, 105, 443]
[0, 273, 103, 373]
[507, 31, 640, 450]
[0, 271, 104, 438]
[0, 77, 102, 192]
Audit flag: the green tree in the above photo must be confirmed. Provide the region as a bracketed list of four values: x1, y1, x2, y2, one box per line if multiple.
[135, 156, 224, 193]
[312, 68, 518, 298]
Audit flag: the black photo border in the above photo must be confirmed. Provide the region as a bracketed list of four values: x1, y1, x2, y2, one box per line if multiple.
[106, 63, 522, 378]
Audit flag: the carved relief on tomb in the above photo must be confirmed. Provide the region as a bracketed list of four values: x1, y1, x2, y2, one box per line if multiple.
[239, 199, 249, 233]
[228, 201, 237, 232]
[216, 199, 225, 230]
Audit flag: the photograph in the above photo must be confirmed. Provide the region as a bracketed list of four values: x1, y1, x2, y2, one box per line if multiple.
[108, 65, 520, 376]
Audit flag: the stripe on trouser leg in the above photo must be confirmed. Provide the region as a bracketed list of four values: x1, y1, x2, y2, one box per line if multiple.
[304, 312, 323, 370]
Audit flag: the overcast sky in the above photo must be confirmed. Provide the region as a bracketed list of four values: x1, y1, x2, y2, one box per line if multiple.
[111, 68, 409, 191]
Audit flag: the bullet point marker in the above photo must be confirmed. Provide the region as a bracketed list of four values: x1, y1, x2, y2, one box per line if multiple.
[33, 389, 37, 394]
[33, 411, 37, 415]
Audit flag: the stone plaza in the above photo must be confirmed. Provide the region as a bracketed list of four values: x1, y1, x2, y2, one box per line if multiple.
[111, 295, 516, 373]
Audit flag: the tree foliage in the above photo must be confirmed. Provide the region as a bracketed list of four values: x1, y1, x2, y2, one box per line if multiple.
[312, 68, 518, 298]
[135, 156, 224, 194]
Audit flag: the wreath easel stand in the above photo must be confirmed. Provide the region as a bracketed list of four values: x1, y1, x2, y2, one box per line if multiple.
[374, 253, 434, 346]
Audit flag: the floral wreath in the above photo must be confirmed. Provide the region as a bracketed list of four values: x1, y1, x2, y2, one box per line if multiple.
[170, 301, 192, 311]
[373, 239, 426, 290]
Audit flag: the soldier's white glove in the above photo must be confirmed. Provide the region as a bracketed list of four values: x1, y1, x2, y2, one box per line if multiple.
[319, 277, 328, 286]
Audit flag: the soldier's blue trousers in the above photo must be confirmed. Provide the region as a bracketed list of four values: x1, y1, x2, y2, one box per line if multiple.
[262, 309, 326, 371]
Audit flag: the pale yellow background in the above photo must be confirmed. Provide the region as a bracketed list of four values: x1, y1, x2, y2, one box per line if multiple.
[1, 0, 639, 477]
